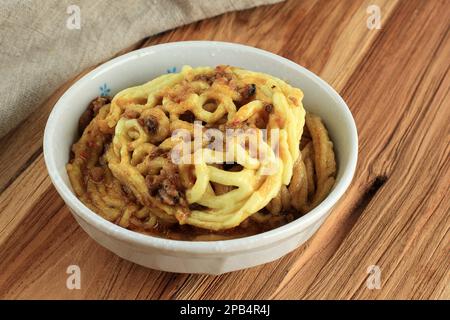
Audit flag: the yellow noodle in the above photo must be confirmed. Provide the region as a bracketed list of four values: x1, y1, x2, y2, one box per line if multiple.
[67, 65, 336, 239]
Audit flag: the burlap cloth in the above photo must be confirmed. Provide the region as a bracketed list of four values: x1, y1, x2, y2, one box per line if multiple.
[0, 0, 282, 138]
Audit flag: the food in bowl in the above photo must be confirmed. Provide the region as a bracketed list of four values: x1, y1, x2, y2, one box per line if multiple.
[67, 65, 336, 241]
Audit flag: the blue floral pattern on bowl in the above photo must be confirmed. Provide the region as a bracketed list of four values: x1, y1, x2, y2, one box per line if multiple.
[166, 66, 177, 73]
[99, 83, 111, 97]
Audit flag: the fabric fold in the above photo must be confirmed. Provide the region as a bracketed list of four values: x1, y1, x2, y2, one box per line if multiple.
[0, 0, 283, 138]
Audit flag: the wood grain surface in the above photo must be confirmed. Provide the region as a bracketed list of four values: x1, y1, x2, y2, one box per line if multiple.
[0, 0, 449, 299]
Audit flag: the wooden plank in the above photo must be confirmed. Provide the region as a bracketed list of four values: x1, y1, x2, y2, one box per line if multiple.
[0, 0, 447, 299]
[272, 0, 450, 299]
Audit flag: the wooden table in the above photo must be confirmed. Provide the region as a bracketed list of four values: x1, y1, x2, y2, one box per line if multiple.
[0, 0, 448, 300]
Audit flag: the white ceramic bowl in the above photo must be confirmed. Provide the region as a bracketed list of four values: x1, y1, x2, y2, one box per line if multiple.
[44, 41, 357, 275]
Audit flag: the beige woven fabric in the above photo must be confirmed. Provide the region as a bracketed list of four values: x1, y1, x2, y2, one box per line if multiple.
[0, 0, 282, 138]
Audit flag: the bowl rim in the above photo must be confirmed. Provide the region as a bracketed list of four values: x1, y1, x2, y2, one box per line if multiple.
[44, 40, 358, 254]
